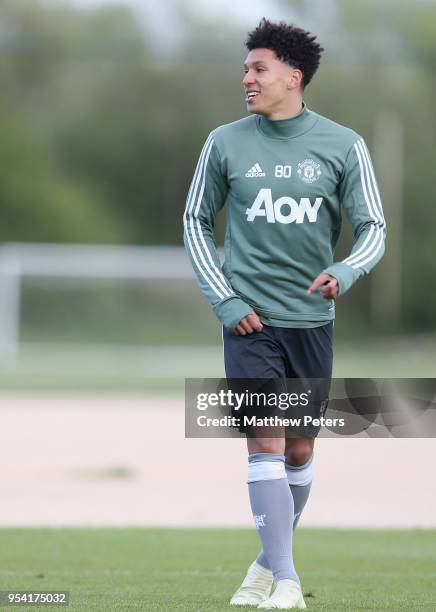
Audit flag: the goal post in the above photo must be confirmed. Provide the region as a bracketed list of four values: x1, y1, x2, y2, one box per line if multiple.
[0, 243, 224, 380]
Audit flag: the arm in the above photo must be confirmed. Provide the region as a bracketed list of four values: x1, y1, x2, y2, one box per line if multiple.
[310, 137, 386, 298]
[183, 133, 259, 332]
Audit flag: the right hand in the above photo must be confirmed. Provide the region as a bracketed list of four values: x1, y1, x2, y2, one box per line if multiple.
[234, 310, 263, 336]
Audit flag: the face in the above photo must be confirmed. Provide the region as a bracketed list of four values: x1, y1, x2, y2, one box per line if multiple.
[242, 48, 302, 118]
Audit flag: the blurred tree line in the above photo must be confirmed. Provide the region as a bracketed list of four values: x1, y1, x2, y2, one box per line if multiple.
[0, 0, 435, 333]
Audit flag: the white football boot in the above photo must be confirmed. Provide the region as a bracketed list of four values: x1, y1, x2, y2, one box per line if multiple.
[229, 561, 273, 606]
[257, 579, 306, 609]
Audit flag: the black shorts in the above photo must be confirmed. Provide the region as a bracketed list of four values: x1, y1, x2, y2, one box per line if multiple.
[223, 322, 334, 437]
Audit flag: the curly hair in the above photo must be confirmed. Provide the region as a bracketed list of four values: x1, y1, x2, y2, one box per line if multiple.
[245, 18, 324, 89]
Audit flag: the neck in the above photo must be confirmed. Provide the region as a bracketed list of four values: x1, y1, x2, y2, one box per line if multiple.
[263, 97, 303, 120]
[256, 101, 317, 139]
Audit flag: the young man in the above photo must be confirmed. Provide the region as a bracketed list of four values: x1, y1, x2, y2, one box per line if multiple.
[183, 18, 385, 610]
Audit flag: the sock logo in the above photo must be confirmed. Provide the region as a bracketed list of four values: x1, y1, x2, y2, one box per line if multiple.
[246, 188, 323, 224]
[254, 514, 266, 528]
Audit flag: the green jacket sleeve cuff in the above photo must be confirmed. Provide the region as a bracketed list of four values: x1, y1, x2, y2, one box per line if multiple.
[323, 262, 359, 296]
[213, 297, 253, 331]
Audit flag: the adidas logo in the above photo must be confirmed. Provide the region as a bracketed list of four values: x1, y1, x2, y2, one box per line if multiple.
[245, 163, 266, 178]
[254, 514, 266, 528]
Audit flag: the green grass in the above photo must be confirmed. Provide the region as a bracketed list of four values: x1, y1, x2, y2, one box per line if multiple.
[0, 334, 435, 392]
[0, 529, 435, 611]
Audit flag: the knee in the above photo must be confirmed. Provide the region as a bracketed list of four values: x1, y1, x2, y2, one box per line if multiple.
[285, 441, 313, 467]
[247, 439, 285, 455]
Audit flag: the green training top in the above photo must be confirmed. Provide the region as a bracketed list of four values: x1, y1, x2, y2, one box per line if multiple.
[183, 102, 386, 330]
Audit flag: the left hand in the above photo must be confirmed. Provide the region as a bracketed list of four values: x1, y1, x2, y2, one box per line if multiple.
[307, 273, 339, 300]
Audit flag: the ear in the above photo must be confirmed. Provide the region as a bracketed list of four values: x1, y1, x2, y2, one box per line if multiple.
[287, 68, 303, 90]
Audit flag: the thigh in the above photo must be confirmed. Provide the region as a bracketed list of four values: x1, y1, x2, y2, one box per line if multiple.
[223, 325, 287, 379]
[278, 323, 334, 439]
[280, 322, 334, 379]
[223, 326, 287, 438]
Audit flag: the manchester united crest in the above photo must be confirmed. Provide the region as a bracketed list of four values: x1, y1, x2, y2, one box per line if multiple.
[297, 159, 321, 183]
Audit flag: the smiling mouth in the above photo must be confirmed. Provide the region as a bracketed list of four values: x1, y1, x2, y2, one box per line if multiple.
[246, 91, 260, 103]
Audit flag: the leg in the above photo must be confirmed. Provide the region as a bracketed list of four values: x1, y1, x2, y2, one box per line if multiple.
[224, 327, 306, 607]
[283, 324, 331, 528]
[256, 437, 314, 570]
[231, 433, 306, 608]
[285, 438, 315, 530]
[246, 435, 298, 585]
[248, 438, 307, 610]
[255, 323, 333, 579]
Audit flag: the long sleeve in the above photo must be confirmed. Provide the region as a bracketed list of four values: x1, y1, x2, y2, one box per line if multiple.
[324, 138, 386, 295]
[183, 133, 252, 329]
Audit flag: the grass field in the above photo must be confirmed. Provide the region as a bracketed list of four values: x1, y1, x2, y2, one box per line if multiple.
[0, 529, 435, 611]
[0, 333, 435, 392]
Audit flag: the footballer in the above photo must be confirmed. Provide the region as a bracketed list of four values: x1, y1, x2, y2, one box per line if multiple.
[184, 18, 385, 609]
